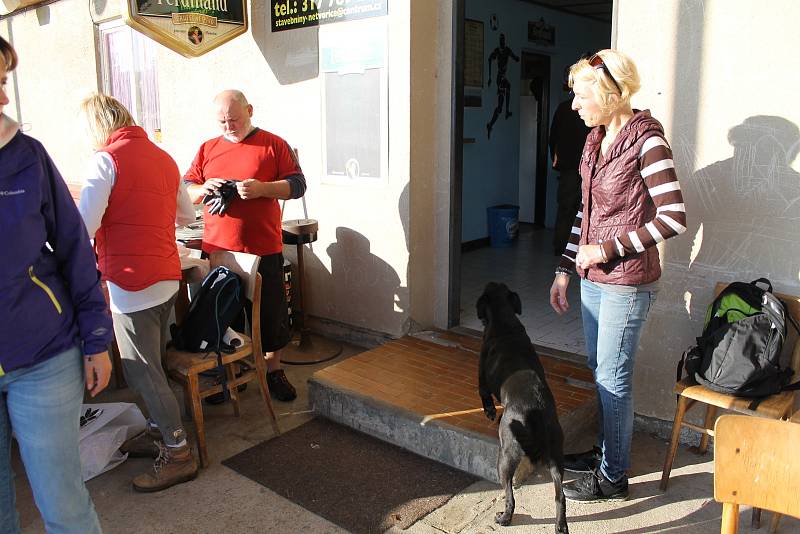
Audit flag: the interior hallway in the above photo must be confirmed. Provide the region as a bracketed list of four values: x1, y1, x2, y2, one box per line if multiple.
[460, 225, 587, 358]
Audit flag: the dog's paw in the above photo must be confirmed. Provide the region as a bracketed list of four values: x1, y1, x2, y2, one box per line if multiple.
[556, 523, 569, 534]
[495, 511, 512, 526]
[484, 406, 497, 421]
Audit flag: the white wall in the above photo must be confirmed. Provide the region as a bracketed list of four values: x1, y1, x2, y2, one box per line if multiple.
[616, 0, 800, 421]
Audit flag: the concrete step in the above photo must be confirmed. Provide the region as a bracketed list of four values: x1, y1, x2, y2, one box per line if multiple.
[308, 332, 597, 483]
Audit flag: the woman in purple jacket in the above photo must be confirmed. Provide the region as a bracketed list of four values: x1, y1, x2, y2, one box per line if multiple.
[0, 37, 112, 533]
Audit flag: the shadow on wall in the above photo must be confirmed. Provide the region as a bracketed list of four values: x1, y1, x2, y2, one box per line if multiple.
[681, 115, 800, 296]
[250, 0, 319, 84]
[286, 227, 408, 336]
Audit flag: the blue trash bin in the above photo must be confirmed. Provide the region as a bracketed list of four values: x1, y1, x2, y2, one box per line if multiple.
[486, 204, 520, 248]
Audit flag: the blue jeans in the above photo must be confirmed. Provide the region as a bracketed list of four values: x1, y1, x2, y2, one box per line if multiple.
[580, 278, 657, 482]
[0, 346, 102, 534]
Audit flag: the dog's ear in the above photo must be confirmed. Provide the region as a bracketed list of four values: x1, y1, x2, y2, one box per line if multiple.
[476, 293, 489, 321]
[509, 291, 522, 315]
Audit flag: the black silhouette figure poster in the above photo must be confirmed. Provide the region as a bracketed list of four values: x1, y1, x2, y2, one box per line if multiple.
[486, 33, 519, 139]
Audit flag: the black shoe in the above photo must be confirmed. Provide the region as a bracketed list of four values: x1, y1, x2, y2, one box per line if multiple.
[204, 365, 249, 405]
[267, 369, 297, 402]
[564, 446, 602, 473]
[564, 469, 628, 503]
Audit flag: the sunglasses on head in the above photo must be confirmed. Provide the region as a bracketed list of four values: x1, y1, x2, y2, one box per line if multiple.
[589, 54, 622, 95]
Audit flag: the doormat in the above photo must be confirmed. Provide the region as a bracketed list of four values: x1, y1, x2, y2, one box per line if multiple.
[222, 417, 479, 534]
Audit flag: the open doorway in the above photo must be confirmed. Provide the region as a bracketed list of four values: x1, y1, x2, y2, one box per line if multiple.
[453, 0, 612, 359]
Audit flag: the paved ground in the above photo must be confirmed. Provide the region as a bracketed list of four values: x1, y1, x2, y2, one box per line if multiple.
[12, 341, 800, 533]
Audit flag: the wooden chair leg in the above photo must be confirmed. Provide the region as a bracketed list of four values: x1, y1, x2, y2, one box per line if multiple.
[226, 364, 241, 417]
[697, 404, 718, 454]
[721, 503, 739, 534]
[187, 373, 209, 468]
[768, 511, 782, 534]
[751, 507, 762, 530]
[256, 367, 281, 436]
[660, 395, 693, 491]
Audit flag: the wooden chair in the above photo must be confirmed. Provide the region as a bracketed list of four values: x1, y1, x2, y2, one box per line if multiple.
[660, 284, 800, 492]
[165, 251, 280, 467]
[714, 415, 800, 533]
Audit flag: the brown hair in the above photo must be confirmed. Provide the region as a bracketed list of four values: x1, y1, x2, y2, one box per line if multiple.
[0, 36, 19, 72]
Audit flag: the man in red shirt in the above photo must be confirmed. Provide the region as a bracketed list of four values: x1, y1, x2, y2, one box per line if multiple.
[185, 89, 306, 401]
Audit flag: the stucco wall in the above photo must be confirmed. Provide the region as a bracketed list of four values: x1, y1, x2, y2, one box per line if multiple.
[615, 0, 800, 421]
[2, 0, 415, 340]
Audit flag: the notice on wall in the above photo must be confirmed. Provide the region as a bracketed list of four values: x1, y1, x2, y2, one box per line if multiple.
[319, 20, 387, 186]
[124, 0, 248, 58]
[271, 0, 388, 32]
[464, 19, 484, 88]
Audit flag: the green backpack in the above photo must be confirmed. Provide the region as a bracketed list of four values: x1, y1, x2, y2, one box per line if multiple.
[680, 278, 800, 398]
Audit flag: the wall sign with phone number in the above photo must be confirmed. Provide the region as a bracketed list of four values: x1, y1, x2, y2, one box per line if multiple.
[271, 0, 387, 32]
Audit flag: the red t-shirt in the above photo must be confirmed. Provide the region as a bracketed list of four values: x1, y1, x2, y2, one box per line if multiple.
[184, 129, 300, 256]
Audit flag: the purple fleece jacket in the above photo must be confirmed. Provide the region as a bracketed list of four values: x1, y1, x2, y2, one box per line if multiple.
[0, 120, 112, 374]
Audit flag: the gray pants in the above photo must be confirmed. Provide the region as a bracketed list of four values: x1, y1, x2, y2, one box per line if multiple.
[112, 294, 185, 447]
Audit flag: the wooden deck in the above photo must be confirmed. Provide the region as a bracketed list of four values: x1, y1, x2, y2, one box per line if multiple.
[313, 332, 595, 440]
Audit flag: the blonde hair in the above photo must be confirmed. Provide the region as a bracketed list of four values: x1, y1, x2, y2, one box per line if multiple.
[569, 49, 641, 115]
[0, 36, 18, 72]
[80, 94, 135, 148]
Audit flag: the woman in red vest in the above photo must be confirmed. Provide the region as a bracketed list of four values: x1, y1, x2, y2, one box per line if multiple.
[78, 94, 198, 492]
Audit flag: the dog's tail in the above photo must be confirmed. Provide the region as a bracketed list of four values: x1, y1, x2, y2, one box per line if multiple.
[509, 413, 546, 463]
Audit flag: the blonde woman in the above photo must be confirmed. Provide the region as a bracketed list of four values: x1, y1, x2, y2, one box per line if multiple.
[78, 94, 197, 492]
[549, 50, 687, 502]
[1, 37, 112, 533]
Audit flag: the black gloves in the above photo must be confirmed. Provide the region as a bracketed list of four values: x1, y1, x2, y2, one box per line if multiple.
[203, 180, 239, 216]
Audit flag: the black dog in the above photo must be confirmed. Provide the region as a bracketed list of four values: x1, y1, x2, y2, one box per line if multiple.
[477, 282, 568, 533]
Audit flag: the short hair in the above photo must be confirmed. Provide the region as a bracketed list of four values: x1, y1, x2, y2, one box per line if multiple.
[80, 94, 136, 148]
[569, 49, 641, 115]
[0, 36, 18, 72]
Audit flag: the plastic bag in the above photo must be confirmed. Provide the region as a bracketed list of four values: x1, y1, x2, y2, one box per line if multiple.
[78, 402, 146, 481]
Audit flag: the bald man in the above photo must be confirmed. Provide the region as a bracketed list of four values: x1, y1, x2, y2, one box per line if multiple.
[185, 90, 306, 402]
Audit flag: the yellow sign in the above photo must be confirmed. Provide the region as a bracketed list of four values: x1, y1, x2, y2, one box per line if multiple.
[123, 0, 248, 58]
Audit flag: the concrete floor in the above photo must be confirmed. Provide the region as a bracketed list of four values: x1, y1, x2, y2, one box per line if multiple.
[12, 341, 800, 533]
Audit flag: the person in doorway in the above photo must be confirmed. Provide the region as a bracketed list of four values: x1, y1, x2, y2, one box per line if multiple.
[184, 90, 306, 402]
[549, 49, 687, 502]
[78, 94, 198, 492]
[0, 37, 112, 533]
[486, 33, 519, 139]
[549, 69, 590, 256]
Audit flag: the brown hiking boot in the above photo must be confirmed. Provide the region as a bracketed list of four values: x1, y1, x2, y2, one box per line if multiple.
[120, 426, 161, 458]
[132, 443, 198, 493]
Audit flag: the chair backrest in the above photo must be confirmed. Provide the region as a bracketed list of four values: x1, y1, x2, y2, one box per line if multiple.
[713, 283, 800, 378]
[209, 251, 261, 301]
[714, 414, 800, 519]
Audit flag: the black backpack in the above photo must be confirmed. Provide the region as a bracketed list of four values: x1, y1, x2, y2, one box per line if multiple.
[170, 266, 245, 354]
[679, 278, 800, 398]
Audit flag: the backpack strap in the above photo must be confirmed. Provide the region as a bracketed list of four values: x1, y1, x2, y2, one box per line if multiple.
[751, 278, 773, 293]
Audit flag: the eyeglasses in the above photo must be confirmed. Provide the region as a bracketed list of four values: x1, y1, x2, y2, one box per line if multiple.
[589, 54, 622, 95]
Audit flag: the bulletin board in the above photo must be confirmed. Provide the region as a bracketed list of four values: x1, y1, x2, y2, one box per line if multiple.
[464, 19, 484, 88]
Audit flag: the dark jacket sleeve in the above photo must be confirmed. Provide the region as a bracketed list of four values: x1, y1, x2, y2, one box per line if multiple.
[40, 147, 112, 357]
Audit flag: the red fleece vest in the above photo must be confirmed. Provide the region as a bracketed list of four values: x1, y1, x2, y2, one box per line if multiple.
[95, 126, 181, 291]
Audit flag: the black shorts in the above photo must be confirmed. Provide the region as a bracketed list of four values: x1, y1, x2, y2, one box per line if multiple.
[232, 253, 291, 353]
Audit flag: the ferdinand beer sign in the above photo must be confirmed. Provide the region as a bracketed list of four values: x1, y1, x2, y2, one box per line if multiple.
[124, 0, 248, 58]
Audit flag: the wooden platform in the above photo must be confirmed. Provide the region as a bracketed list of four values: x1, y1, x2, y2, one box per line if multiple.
[309, 331, 597, 481]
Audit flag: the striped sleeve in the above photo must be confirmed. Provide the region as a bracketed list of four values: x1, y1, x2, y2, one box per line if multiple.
[600, 135, 687, 262]
[557, 206, 582, 271]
